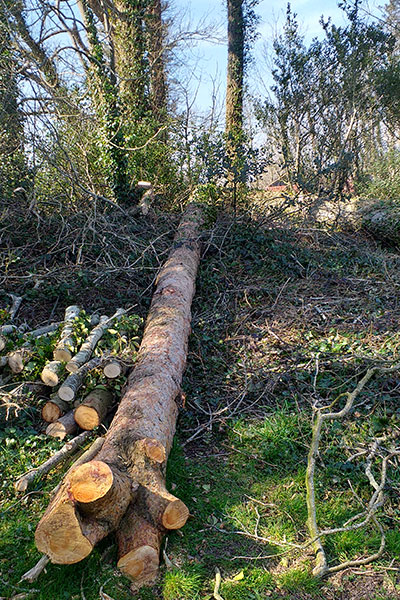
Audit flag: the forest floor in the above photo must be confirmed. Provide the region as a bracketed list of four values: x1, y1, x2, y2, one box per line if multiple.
[0, 194, 400, 600]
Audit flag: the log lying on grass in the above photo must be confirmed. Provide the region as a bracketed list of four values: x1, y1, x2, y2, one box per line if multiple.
[35, 202, 203, 581]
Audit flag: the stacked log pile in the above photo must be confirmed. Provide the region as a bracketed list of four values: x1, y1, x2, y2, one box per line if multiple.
[4, 202, 203, 590]
[0, 300, 139, 439]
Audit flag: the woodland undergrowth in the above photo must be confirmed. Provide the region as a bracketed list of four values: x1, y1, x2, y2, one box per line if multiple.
[1, 195, 400, 600]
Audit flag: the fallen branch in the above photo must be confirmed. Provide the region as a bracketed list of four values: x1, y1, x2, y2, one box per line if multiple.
[306, 363, 400, 577]
[8, 294, 23, 321]
[66, 309, 124, 373]
[15, 430, 93, 492]
[20, 555, 50, 583]
[53, 305, 80, 362]
[213, 568, 224, 600]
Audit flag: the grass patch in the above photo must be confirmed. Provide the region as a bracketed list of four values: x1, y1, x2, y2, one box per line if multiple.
[162, 567, 203, 600]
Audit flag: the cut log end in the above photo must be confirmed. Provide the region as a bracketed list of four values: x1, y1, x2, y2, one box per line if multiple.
[8, 351, 25, 374]
[103, 360, 123, 379]
[74, 405, 100, 430]
[117, 545, 159, 582]
[68, 460, 113, 503]
[162, 499, 189, 530]
[41, 361, 63, 387]
[46, 411, 77, 440]
[35, 502, 93, 564]
[58, 386, 74, 402]
[66, 362, 79, 374]
[54, 348, 73, 362]
[42, 402, 62, 423]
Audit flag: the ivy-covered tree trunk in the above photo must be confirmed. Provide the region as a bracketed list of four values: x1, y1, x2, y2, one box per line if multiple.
[0, 3, 26, 196]
[226, 0, 244, 148]
[146, 0, 167, 129]
[78, 0, 128, 203]
[112, 0, 149, 121]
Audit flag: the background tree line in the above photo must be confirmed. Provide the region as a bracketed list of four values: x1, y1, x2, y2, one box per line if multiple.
[1, 0, 400, 211]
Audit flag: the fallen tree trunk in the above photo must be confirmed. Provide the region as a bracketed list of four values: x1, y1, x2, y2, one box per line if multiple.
[35, 202, 203, 575]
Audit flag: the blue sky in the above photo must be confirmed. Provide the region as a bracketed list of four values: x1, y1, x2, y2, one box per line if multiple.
[171, 0, 384, 114]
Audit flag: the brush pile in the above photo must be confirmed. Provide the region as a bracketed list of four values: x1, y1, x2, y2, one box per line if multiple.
[0, 296, 141, 439]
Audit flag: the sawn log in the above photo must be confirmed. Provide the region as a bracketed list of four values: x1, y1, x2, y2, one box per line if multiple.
[34, 203, 203, 580]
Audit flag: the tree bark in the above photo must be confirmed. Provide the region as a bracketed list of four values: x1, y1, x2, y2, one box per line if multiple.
[226, 0, 244, 141]
[34, 202, 203, 570]
[53, 305, 80, 362]
[46, 411, 78, 440]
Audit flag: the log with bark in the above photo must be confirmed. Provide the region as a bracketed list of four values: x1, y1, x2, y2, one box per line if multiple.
[66, 309, 125, 373]
[41, 360, 64, 386]
[74, 387, 113, 430]
[58, 356, 105, 402]
[34, 202, 203, 583]
[103, 359, 127, 379]
[53, 305, 80, 362]
[41, 393, 70, 423]
[46, 410, 78, 440]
